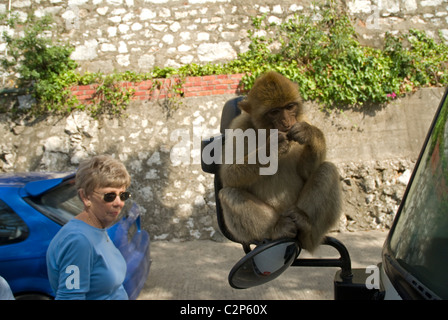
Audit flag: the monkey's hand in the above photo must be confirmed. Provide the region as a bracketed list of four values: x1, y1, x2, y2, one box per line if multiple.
[286, 122, 314, 145]
[283, 206, 311, 238]
[276, 130, 291, 155]
[271, 213, 297, 240]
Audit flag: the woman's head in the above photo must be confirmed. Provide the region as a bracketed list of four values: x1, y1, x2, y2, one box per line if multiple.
[76, 154, 131, 196]
[76, 155, 131, 228]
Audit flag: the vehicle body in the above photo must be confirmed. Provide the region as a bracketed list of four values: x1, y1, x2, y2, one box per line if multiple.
[0, 172, 151, 300]
[379, 87, 448, 300]
[202, 88, 448, 300]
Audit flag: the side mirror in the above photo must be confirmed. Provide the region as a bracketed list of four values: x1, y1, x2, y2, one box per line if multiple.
[228, 239, 300, 289]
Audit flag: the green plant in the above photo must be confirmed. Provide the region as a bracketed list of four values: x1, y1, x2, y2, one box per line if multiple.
[150, 77, 185, 116]
[384, 29, 448, 89]
[0, 13, 80, 114]
[0, 14, 143, 117]
[1, 1, 448, 116]
[33, 70, 83, 114]
[0, 14, 77, 85]
[228, 0, 448, 108]
[90, 74, 136, 118]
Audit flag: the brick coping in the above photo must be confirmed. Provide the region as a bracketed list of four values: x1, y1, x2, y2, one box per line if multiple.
[70, 73, 246, 103]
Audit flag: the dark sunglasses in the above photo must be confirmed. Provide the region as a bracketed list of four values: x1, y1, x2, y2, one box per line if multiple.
[94, 191, 131, 203]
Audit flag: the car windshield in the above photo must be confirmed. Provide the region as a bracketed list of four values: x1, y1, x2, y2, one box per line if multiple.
[389, 91, 448, 299]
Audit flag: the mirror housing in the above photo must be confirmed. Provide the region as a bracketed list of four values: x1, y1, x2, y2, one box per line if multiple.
[228, 239, 300, 289]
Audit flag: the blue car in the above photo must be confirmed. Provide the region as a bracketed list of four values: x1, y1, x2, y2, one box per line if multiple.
[0, 171, 151, 300]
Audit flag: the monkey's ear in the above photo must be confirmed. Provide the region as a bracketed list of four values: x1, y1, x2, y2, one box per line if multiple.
[238, 99, 251, 114]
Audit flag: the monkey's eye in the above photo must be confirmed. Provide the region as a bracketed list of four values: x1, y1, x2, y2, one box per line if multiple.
[268, 109, 281, 118]
[285, 103, 296, 110]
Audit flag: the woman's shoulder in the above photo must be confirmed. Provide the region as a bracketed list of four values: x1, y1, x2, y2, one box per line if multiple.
[49, 219, 94, 251]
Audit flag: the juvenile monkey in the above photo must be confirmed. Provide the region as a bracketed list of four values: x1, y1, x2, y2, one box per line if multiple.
[219, 71, 342, 251]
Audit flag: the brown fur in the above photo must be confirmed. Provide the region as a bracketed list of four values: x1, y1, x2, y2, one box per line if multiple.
[219, 71, 342, 251]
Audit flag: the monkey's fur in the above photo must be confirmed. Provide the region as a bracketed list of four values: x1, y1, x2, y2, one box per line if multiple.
[219, 71, 342, 252]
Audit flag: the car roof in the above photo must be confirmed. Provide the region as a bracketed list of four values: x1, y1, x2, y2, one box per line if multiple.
[0, 172, 76, 196]
[0, 172, 75, 186]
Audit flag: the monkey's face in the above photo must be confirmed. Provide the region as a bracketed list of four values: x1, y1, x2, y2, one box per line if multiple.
[238, 71, 303, 130]
[264, 102, 299, 132]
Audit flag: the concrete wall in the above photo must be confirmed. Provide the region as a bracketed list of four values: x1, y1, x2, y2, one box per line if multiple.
[1, 0, 447, 77]
[0, 87, 445, 241]
[319, 87, 445, 162]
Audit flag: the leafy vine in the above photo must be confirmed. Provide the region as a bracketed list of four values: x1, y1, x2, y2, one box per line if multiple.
[1, 1, 447, 117]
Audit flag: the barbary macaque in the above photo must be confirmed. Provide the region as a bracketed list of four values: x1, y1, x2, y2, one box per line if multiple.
[219, 71, 342, 251]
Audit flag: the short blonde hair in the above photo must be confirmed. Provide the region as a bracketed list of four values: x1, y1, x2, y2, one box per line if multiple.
[75, 154, 131, 196]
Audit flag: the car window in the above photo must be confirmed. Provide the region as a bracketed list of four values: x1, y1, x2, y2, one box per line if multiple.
[0, 200, 29, 245]
[25, 179, 132, 226]
[389, 92, 448, 299]
[25, 179, 83, 225]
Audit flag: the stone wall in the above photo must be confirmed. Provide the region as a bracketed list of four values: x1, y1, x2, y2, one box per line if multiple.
[0, 87, 445, 241]
[1, 0, 447, 77]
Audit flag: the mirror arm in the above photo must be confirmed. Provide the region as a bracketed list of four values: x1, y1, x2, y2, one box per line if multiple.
[242, 243, 252, 254]
[291, 236, 353, 281]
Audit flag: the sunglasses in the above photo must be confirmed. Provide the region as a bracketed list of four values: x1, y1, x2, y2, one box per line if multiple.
[94, 191, 131, 203]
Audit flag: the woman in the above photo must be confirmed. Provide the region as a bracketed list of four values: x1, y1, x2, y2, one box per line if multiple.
[46, 155, 132, 300]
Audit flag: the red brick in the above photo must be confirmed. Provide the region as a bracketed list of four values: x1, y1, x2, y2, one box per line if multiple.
[69, 74, 249, 101]
[77, 95, 94, 100]
[120, 81, 132, 88]
[84, 89, 96, 95]
[182, 81, 196, 87]
[214, 84, 229, 90]
[185, 77, 202, 84]
[72, 90, 85, 96]
[231, 73, 245, 79]
[212, 89, 227, 95]
[186, 86, 203, 92]
[138, 82, 153, 90]
[134, 91, 149, 96]
[220, 79, 235, 85]
[201, 75, 216, 81]
[77, 85, 94, 91]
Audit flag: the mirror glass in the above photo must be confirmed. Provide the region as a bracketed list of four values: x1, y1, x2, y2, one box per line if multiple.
[228, 239, 300, 289]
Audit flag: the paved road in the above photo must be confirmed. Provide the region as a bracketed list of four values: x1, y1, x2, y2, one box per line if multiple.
[137, 230, 388, 300]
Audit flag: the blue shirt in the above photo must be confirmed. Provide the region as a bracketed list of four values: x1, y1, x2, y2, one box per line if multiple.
[46, 219, 128, 300]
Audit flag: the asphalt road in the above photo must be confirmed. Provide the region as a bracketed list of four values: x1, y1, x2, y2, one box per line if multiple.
[137, 230, 388, 300]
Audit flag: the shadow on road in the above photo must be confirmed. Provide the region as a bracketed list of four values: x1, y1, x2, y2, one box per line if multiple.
[138, 230, 387, 300]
